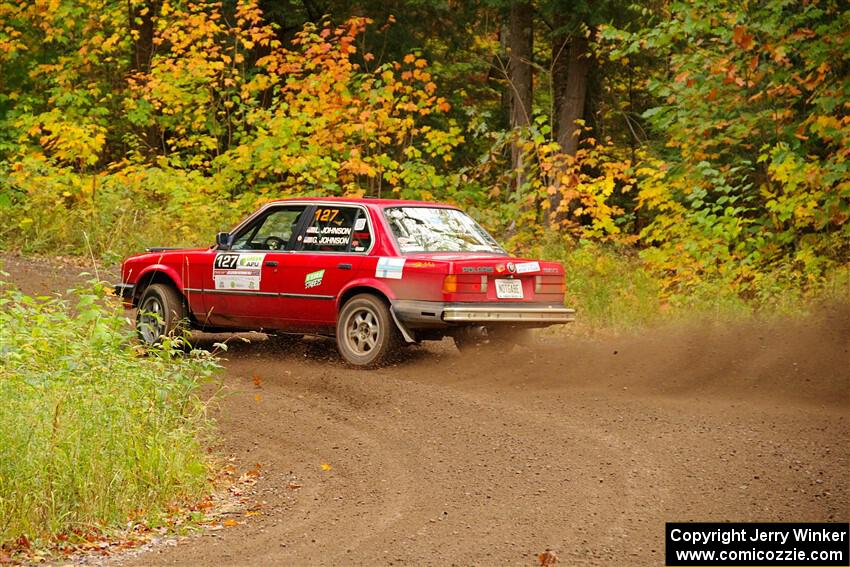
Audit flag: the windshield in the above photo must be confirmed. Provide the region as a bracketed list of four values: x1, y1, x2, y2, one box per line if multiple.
[383, 207, 506, 254]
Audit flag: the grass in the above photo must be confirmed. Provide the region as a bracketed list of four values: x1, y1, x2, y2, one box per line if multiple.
[534, 238, 850, 332]
[0, 280, 219, 547]
[547, 241, 665, 330]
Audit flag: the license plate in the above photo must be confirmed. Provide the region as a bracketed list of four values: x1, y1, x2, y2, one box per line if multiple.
[495, 278, 523, 299]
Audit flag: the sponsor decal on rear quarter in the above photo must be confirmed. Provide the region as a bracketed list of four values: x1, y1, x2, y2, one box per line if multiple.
[376, 257, 405, 279]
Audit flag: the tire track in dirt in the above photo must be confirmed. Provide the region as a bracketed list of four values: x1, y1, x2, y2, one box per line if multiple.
[177, 346, 648, 566]
[124, 316, 847, 566]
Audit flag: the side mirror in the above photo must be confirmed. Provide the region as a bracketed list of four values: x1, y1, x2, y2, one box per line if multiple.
[215, 232, 234, 249]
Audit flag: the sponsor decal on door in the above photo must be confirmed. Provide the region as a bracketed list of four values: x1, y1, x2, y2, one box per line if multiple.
[213, 253, 266, 290]
[304, 269, 325, 289]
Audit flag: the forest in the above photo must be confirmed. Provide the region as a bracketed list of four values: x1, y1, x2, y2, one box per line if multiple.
[0, 0, 848, 319]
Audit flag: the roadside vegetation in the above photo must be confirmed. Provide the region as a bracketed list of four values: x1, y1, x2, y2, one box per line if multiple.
[0, 280, 218, 549]
[0, 0, 846, 326]
[536, 240, 850, 330]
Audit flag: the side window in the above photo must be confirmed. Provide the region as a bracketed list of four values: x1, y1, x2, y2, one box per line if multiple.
[231, 206, 307, 251]
[300, 206, 371, 253]
[350, 209, 372, 252]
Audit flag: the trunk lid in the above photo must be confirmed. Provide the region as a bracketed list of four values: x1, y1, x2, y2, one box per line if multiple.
[403, 253, 565, 303]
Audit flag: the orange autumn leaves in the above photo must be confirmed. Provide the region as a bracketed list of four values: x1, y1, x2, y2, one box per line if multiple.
[125, 4, 461, 199]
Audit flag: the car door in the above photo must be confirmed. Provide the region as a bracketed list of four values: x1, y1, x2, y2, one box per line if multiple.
[276, 204, 374, 329]
[202, 204, 309, 329]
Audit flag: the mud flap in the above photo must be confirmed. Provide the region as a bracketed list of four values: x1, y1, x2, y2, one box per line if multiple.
[389, 305, 417, 344]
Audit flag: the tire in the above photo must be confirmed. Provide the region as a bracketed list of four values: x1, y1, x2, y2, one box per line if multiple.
[336, 294, 401, 367]
[453, 327, 533, 354]
[136, 283, 188, 346]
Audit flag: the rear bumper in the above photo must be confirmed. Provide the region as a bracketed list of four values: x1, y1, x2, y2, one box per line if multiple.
[392, 300, 575, 328]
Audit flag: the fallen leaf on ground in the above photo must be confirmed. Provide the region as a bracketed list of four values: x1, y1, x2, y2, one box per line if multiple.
[538, 549, 558, 566]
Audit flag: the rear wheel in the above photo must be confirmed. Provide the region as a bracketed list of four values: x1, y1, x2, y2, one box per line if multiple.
[336, 294, 401, 367]
[136, 283, 188, 346]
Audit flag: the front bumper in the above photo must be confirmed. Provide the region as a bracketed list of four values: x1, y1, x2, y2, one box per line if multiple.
[113, 283, 135, 300]
[392, 300, 575, 328]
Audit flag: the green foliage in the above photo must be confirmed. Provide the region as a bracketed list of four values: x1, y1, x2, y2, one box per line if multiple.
[0, 280, 218, 544]
[0, 158, 235, 263]
[0, 4, 464, 259]
[534, 238, 665, 329]
[534, 236, 848, 331]
[601, 0, 850, 295]
[0, 0, 847, 320]
[453, 123, 638, 248]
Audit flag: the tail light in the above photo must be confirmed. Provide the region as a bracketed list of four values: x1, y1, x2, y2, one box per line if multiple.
[534, 275, 568, 294]
[443, 274, 489, 294]
[442, 275, 458, 294]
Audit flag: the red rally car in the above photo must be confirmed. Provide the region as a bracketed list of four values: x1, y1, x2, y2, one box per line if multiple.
[115, 198, 575, 366]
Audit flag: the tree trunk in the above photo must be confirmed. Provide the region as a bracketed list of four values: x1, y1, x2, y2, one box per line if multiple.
[549, 31, 591, 220]
[508, 1, 533, 190]
[558, 34, 590, 155]
[498, 23, 512, 131]
[129, 0, 158, 73]
[129, 0, 161, 158]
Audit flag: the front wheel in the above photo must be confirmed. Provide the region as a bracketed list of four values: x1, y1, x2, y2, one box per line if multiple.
[136, 283, 188, 346]
[336, 294, 401, 367]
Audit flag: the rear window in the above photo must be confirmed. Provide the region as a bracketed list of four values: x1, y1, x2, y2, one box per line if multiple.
[383, 207, 506, 254]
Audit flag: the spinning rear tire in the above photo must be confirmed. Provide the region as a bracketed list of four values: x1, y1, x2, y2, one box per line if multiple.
[336, 294, 401, 367]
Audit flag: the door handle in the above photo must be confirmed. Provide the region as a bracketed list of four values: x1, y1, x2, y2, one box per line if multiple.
[265, 261, 279, 267]
[337, 263, 352, 270]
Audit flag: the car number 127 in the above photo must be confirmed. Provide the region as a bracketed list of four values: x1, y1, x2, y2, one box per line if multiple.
[495, 278, 523, 299]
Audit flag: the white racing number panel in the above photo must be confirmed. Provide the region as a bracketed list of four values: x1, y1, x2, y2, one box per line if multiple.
[495, 278, 524, 299]
[213, 253, 266, 291]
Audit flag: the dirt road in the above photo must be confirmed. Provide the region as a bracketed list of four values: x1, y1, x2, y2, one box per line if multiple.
[3, 254, 849, 566]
